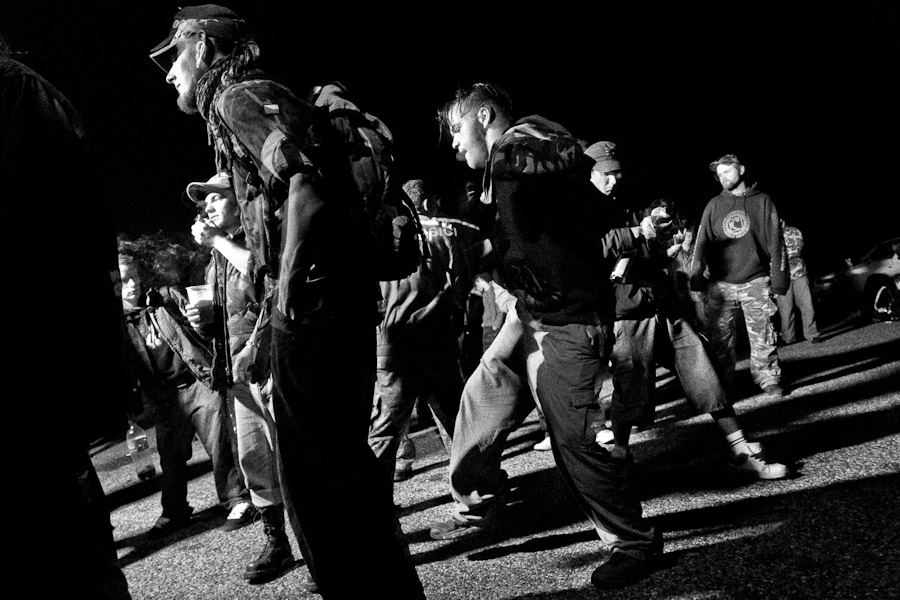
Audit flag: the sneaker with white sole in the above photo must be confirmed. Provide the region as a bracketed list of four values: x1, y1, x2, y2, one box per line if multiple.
[595, 428, 615, 445]
[730, 450, 790, 480]
[222, 501, 258, 532]
[533, 436, 552, 451]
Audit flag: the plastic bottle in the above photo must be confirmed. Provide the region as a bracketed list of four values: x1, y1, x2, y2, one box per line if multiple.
[125, 420, 157, 481]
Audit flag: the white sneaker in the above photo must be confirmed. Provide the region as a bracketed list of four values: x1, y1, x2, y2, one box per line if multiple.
[595, 429, 615, 445]
[746, 441, 764, 455]
[533, 436, 552, 451]
[730, 451, 790, 480]
[222, 501, 257, 532]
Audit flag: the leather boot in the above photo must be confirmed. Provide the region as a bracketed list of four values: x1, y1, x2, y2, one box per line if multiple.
[243, 506, 295, 583]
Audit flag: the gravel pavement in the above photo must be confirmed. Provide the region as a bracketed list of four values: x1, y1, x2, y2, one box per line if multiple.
[92, 318, 900, 600]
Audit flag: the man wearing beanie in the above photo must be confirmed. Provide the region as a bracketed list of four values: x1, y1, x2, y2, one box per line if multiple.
[689, 154, 790, 398]
[148, 5, 424, 598]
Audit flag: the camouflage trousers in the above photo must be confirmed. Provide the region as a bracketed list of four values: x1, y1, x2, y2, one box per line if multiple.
[704, 276, 781, 391]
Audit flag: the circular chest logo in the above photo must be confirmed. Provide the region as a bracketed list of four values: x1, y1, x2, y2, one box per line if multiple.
[722, 210, 750, 239]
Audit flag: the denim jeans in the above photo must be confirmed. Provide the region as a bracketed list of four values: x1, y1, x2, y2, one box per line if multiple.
[230, 378, 282, 508]
[154, 379, 246, 517]
[705, 276, 781, 390]
[448, 304, 657, 558]
[776, 275, 819, 343]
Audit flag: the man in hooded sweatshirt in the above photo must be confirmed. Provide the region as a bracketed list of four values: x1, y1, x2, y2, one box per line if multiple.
[689, 154, 790, 398]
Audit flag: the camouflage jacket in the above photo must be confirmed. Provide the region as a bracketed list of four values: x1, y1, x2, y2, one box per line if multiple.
[782, 225, 807, 281]
[483, 115, 613, 325]
[208, 74, 374, 327]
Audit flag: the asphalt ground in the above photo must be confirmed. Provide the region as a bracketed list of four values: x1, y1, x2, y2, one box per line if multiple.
[92, 317, 900, 600]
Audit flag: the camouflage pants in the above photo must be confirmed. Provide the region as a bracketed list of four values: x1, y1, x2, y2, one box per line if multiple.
[705, 276, 781, 391]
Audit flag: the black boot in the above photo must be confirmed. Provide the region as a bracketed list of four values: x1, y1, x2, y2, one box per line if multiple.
[243, 506, 295, 583]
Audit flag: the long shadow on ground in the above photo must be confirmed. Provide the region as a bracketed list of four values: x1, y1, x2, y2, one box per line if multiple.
[427, 473, 900, 600]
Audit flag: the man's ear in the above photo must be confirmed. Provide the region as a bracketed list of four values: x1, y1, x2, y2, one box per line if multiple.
[739, 164, 746, 176]
[194, 31, 208, 68]
[476, 105, 494, 129]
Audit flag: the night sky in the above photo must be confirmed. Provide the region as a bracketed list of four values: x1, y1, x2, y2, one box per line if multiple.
[2, 1, 897, 277]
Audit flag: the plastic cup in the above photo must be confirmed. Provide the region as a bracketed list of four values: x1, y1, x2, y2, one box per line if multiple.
[185, 284, 214, 306]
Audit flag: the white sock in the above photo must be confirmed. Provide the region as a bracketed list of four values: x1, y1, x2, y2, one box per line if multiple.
[725, 430, 752, 457]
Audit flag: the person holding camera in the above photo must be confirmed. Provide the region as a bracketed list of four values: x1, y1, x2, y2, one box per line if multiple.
[586, 143, 790, 480]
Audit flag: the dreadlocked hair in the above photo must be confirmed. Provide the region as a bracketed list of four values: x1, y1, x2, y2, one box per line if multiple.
[196, 40, 262, 171]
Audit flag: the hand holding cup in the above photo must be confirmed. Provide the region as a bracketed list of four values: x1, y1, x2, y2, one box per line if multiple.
[185, 284, 215, 330]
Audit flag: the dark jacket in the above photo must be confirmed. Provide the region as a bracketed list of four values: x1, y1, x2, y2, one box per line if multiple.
[600, 201, 682, 321]
[201, 244, 269, 384]
[2, 57, 131, 444]
[207, 73, 374, 330]
[379, 212, 482, 345]
[123, 286, 225, 392]
[484, 115, 613, 325]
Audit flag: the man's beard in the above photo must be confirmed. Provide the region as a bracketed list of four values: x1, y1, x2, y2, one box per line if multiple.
[721, 177, 739, 191]
[176, 86, 199, 115]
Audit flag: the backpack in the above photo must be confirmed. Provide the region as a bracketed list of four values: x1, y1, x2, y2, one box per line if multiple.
[310, 82, 425, 281]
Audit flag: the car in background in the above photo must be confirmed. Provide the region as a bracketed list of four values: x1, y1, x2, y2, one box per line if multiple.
[812, 237, 900, 324]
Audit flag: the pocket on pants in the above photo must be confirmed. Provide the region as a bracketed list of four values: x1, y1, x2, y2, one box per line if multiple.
[583, 405, 607, 445]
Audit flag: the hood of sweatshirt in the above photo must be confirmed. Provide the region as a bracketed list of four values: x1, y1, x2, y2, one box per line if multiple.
[482, 115, 591, 204]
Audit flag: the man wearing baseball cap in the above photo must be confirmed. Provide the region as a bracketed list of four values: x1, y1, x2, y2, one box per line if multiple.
[689, 154, 790, 399]
[149, 6, 424, 598]
[149, 5, 250, 71]
[184, 173, 301, 584]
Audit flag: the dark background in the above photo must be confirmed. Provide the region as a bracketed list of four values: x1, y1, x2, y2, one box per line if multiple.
[2, 1, 897, 277]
